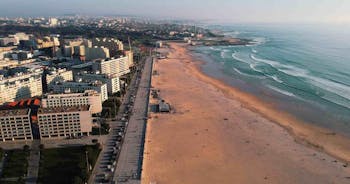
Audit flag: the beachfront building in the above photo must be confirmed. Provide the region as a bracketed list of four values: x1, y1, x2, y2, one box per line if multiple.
[92, 57, 130, 77]
[0, 109, 33, 142]
[0, 69, 43, 105]
[50, 81, 108, 102]
[37, 105, 93, 139]
[46, 68, 73, 91]
[41, 90, 102, 114]
[75, 72, 121, 94]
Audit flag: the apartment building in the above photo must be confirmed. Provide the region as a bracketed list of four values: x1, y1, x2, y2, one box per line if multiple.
[92, 38, 124, 57]
[93, 56, 130, 77]
[37, 105, 92, 139]
[0, 69, 43, 105]
[0, 108, 33, 142]
[46, 68, 73, 91]
[41, 90, 102, 114]
[50, 81, 108, 102]
[75, 73, 120, 94]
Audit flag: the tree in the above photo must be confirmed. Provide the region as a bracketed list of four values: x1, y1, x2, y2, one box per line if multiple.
[23, 145, 30, 152]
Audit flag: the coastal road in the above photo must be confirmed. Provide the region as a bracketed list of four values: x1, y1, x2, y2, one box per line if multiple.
[113, 56, 153, 183]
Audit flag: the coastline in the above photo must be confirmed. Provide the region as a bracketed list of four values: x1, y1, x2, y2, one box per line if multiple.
[142, 42, 350, 184]
[187, 46, 350, 164]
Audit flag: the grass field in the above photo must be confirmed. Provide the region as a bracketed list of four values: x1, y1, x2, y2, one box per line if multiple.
[0, 149, 29, 184]
[38, 145, 101, 184]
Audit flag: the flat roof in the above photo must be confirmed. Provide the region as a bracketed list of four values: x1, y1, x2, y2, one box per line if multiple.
[0, 108, 30, 117]
[38, 105, 90, 114]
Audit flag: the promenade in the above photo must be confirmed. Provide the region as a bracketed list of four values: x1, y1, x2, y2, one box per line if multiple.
[113, 56, 153, 183]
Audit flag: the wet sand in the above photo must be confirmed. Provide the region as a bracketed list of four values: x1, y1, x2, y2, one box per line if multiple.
[141, 43, 350, 184]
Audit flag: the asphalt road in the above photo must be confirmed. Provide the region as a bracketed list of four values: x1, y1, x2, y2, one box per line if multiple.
[112, 56, 153, 184]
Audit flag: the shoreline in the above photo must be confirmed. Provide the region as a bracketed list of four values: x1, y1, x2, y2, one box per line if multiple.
[142, 42, 350, 184]
[186, 45, 350, 164]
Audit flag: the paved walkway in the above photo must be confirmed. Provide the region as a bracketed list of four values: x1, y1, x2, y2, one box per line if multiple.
[113, 57, 153, 183]
[25, 140, 40, 184]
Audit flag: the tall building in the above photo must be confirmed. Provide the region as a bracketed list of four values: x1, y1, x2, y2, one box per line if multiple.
[41, 90, 102, 114]
[0, 108, 33, 142]
[125, 50, 134, 68]
[0, 69, 43, 105]
[37, 105, 92, 139]
[75, 72, 120, 94]
[93, 56, 130, 77]
[92, 38, 124, 57]
[50, 81, 108, 102]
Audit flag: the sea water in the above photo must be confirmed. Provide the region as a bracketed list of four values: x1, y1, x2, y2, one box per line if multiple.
[195, 24, 350, 137]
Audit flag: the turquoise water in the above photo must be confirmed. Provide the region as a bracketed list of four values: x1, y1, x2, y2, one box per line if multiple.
[195, 24, 350, 136]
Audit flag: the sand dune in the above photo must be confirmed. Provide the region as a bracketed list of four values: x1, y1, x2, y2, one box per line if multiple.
[141, 43, 350, 184]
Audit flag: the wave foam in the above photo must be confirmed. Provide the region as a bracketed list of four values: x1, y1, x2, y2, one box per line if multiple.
[232, 53, 250, 64]
[268, 85, 296, 97]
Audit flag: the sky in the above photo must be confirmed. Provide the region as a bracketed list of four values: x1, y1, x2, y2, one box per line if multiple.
[0, 0, 350, 23]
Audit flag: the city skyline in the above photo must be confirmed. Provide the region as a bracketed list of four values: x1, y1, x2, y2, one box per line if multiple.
[0, 0, 349, 24]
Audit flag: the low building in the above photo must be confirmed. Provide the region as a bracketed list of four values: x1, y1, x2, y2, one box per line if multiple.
[41, 90, 102, 114]
[0, 108, 33, 142]
[37, 105, 92, 139]
[50, 81, 108, 102]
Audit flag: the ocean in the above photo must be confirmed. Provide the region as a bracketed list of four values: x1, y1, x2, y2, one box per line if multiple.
[194, 24, 350, 137]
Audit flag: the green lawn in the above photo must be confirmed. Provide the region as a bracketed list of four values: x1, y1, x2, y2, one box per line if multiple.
[0, 149, 29, 184]
[38, 145, 101, 184]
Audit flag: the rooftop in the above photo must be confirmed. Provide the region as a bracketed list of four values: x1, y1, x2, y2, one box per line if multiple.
[0, 108, 30, 117]
[38, 105, 90, 114]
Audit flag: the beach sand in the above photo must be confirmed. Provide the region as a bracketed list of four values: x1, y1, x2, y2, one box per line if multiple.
[141, 43, 350, 184]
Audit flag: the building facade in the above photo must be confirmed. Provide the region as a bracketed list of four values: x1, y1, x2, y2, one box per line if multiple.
[0, 69, 43, 105]
[41, 90, 102, 114]
[37, 105, 92, 139]
[50, 81, 108, 102]
[93, 56, 130, 77]
[46, 68, 73, 91]
[75, 73, 120, 94]
[92, 38, 124, 57]
[0, 109, 33, 142]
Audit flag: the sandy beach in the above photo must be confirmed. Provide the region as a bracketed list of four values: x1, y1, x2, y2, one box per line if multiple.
[141, 43, 350, 184]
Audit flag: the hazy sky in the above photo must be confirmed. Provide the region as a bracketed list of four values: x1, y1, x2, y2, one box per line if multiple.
[0, 0, 349, 23]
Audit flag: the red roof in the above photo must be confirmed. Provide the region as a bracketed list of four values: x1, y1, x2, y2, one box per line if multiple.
[19, 100, 25, 106]
[33, 99, 41, 106]
[8, 101, 18, 107]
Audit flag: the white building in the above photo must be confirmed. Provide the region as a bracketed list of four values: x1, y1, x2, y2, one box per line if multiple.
[0, 108, 33, 142]
[49, 18, 58, 27]
[46, 68, 73, 91]
[51, 81, 108, 102]
[41, 90, 102, 114]
[37, 105, 92, 139]
[0, 69, 43, 105]
[93, 56, 130, 77]
[76, 73, 120, 94]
